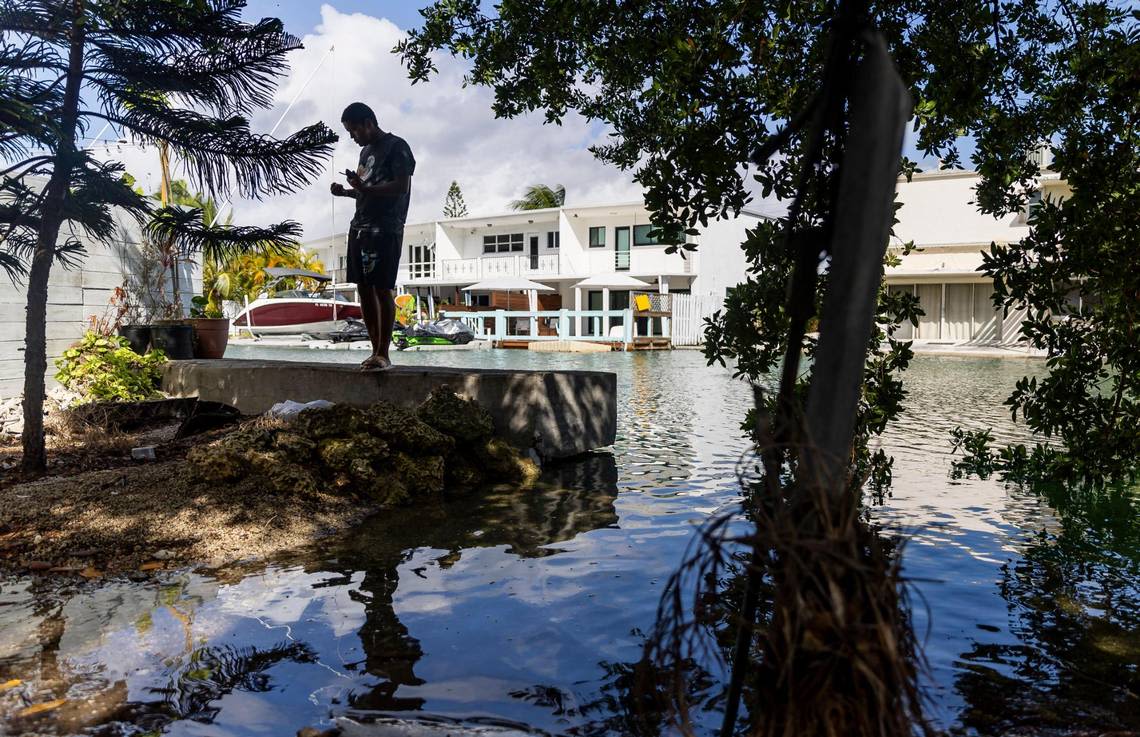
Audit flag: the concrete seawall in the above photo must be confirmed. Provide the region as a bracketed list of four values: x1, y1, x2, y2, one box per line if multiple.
[162, 359, 617, 460]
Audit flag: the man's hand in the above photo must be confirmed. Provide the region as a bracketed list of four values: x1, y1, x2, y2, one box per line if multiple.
[330, 182, 348, 197]
[345, 170, 363, 190]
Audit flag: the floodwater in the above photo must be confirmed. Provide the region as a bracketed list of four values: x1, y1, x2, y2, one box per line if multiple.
[1, 348, 1136, 735]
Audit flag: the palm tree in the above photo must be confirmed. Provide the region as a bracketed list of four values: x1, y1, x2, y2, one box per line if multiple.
[202, 248, 326, 311]
[509, 183, 566, 210]
[1, 0, 336, 472]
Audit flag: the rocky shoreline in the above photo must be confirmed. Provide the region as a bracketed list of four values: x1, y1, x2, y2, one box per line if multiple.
[0, 389, 540, 577]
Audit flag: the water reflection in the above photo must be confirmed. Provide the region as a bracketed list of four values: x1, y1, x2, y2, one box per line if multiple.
[0, 454, 623, 735]
[2, 351, 1138, 736]
[951, 482, 1140, 734]
[317, 454, 621, 717]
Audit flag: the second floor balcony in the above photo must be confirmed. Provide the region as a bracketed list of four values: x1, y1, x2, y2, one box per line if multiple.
[332, 248, 692, 285]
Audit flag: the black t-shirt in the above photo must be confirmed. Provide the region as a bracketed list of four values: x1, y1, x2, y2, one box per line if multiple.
[351, 132, 415, 231]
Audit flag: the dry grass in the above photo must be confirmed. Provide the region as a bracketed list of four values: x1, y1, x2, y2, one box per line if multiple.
[0, 457, 379, 575]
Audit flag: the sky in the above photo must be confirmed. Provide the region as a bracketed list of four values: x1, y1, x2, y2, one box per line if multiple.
[100, 1, 943, 245]
[104, 2, 643, 242]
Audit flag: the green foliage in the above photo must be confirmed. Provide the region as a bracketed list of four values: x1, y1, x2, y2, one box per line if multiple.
[955, 3, 1140, 484]
[443, 180, 469, 218]
[201, 247, 325, 309]
[398, 0, 1140, 487]
[509, 183, 565, 211]
[189, 295, 223, 319]
[54, 332, 167, 404]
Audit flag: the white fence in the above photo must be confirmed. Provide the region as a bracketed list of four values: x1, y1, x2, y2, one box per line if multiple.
[671, 293, 722, 346]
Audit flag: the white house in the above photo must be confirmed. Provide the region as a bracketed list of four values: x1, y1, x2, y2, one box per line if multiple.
[885, 167, 1070, 344]
[308, 200, 767, 336]
[307, 166, 1065, 347]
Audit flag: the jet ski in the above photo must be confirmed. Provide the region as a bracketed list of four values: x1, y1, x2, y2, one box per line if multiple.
[395, 319, 476, 349]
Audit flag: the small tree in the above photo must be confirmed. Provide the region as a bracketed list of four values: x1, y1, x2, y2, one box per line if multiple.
[442, 180, 468, 218]
[1, 0, 337, 473]
[509, 183, 565, 211]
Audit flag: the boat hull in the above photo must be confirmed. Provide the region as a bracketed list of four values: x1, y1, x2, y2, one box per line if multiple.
[233, 298, 363, 336]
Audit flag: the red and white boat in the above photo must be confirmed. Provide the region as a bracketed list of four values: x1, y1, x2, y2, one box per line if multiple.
[232, 268, 362, 337]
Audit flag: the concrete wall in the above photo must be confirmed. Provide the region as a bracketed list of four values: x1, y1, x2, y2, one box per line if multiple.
[163, 359, 618, 460]
[0, 215, 201, 400]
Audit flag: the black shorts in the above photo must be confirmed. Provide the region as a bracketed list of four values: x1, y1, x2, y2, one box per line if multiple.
[346, 228, 402, 289]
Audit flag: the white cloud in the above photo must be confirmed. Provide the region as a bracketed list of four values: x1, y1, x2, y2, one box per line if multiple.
[204, 5, 641, 242]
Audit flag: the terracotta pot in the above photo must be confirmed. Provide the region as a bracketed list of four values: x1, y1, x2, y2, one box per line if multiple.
[189, 318, 230, 359]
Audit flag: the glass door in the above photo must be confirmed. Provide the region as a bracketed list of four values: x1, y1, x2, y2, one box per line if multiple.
[615, 226, 630, 271]
[529, 234, 540, 271]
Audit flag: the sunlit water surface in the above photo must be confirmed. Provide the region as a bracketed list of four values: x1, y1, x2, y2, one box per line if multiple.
[1, 348, 1136, 736]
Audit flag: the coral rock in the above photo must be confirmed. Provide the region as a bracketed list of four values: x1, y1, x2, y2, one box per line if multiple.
[393, 452, 446, 494]
[416, 388, 494, 442]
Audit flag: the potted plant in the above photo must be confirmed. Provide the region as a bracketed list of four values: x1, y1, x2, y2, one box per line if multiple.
[188, 295, 230, 359]
[105, 285, 150, 355]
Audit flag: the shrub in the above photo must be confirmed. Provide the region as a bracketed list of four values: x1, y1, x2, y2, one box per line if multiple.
[55, 332, 167, 404]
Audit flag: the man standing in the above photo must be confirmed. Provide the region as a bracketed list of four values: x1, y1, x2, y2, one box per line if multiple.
[331, 102, 415, 370]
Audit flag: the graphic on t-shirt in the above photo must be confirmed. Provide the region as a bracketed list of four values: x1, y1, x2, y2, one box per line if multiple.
[358, 155, 376, 184]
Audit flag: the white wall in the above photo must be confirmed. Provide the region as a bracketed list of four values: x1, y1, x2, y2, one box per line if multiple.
[892, 171, 1030, 247]
[689, 212, 762, 299]
[1, 216, 201, 399]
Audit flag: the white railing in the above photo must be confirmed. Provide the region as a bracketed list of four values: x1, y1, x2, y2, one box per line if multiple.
[438, 254, 561, 281]
[441, 308, 671, 346]
[583, 248, 689, 275]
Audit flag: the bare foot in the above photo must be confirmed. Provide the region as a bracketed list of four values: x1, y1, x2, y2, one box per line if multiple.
[360, 354, 392, 371]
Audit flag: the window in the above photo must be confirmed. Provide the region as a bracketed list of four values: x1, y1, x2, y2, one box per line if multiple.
[633, 224, 659, 246]
[547, 231, 560, 249]
[483, 233, 524, 254]
[633, 223, 682, 246]
[587, 290, 603, 310]
[589, 226, 606, 247]
[408, 242, 435, 278]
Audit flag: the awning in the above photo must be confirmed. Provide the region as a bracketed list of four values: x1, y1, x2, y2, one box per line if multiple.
[462, 276, 555, 292]
[572, 274, 651, 289]
[264, 267, 331, 282]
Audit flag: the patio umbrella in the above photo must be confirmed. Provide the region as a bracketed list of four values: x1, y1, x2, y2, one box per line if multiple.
[463, 276, 554, 310]
[572, 274, 651, 289]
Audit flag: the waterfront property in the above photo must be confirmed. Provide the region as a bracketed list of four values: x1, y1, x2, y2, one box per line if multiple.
[307, 166, 1068, 352]
[885, 164, 1071, 345]
[306, 200, 767, 346]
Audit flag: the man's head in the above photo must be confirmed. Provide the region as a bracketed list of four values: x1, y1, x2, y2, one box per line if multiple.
[341, 102, 380, 145]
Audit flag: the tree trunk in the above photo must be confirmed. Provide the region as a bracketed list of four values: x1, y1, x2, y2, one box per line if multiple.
[20, 1, 86, 474]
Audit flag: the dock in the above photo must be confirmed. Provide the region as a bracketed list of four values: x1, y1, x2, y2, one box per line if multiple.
[440, 306, 673, 351]
[162, 359, 616, 460]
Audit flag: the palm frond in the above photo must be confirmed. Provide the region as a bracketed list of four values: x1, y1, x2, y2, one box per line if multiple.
[509, 183, 567, 210]
[86, 0, 248, 55]
[0, 232, 31, 281]
[52, 234, 87, 270]
[147, 205, 302, 263]
[64, 158, 152, 240]
[0, 0, 69, 41]
[88, 18, 298, 116]
[96, 89, 336, 197]
[0, 47, 66, 158]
